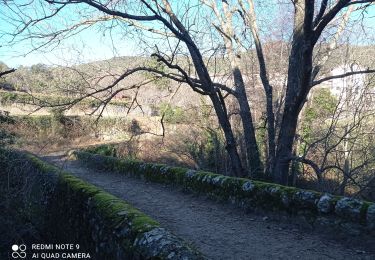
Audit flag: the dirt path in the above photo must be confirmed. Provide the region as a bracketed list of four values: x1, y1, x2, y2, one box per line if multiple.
[43, 153, 374, 260]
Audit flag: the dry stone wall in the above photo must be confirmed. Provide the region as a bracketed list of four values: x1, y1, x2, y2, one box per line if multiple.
[74, 150, 375, 236]
[0, 149, 202, 260]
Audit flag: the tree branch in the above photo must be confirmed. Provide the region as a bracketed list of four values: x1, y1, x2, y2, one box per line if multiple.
[313, 0, 328, 27]
[289, 156, 322, 179]
[0, 68, 16, 78]
[312, 0, 375, 44]
[312, 69, 375, 86]
[313, 0, 350, 44]
[46, 0, 159, 21]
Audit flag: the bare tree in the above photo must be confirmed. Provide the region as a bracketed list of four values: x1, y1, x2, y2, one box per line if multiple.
[201, 0, 263, 176]
[237, 0, 276, 176]
[2, 0, 248, 176]
[2, 0, 375, 184]
[236, 0, 375, 184]
[293, 69, 375, 197]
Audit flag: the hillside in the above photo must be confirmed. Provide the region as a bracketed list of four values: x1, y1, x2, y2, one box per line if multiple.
[1, 44, 374, 118]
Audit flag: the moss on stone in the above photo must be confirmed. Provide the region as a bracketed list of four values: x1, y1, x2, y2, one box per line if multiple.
[2, 149, 202, 259]
[360, 202, 373, 224]
[61, 174, 101, 197]
[75, 150, 375, 232]
[57, 172, 161, 233]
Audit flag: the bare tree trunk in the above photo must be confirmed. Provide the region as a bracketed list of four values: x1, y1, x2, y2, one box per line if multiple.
[203, 0, 262, 176]
[264, 84, 276, 176]
[340, 119, 351, 195]
[187, 49, 244, 176]
[238, 0, 275, 177]
[232, 66, 263, 177]
[158, 0, 245, 177]
[210, 93, 244, 176]
[273, 0, 314, 184]
[274, 109, 300, 184]
[341, 156, 350, 195]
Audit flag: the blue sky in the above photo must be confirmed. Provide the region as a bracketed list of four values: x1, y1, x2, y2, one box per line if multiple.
[0, 29, 137, 67]
[1, 1, 374, 68]
[0, 0, 141, 67]
[0, 16, 139, 67]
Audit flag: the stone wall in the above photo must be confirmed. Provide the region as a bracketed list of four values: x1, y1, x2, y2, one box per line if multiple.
[0, 149, 202, 259]
[74, 150, 375, 236]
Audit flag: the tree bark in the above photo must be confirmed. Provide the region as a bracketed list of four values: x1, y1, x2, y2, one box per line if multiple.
[238, 0, 275, 177]
[232, 67, 263, 176]
[273, 0, 314, 184]
[158, 0, 245, 176]
[204, 0, 262, 177]
[210, 92, 244, 176]
[0, 68, 16, 78]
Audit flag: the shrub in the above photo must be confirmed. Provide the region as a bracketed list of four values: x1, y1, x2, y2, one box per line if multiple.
[159, 103, 186, 124]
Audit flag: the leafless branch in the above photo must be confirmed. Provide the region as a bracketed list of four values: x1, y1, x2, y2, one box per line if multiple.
[0, 68, 16, 78]
[312, 69, 375, 86]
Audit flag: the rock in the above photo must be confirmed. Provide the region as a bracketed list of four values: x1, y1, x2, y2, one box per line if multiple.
[366, 204, 375, 230]
[316, 216, 334, 227]
[335, 197, 363, 221]
[339, 222, 362, 236]
[281, 193, 291, 208]
[185, 170, 197, 179]
[263, 186, 281, 198]
[265, 186, 280, 195]
[212, 176, 224, 186]
[134, 228, 203, 259]
[293, 191, 319, 209]
[140, 163, 147, 171]
[317, 194, 335, 213]
[117, 210, 128, 216]
[160, 166, 170, 174]
[242, 181, 255, 192]
[202, 175, 213, 184]
[262, 216, 269, 221]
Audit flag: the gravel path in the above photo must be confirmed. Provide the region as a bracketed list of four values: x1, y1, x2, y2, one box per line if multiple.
[44, 153, 374, 260]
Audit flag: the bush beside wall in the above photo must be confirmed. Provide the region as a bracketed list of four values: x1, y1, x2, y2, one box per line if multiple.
[74, 150, 375, 236]
[0, 149, 202, 259]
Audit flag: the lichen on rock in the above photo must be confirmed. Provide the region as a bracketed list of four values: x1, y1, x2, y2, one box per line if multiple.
[335, 197, 363, 221]
[212, 176, 225, 186]
[317, 194, 335, 214]
[293, 190, 319, 209]
[160, 166, 171, 174]
[134, 228, 203, 259]
[185, 170, 197, 179]
[242, 181, 255, 192]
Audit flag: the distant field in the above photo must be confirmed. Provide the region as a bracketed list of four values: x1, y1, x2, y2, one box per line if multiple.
[0, 90, 141, 117]
[0, 90, 130, 107]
